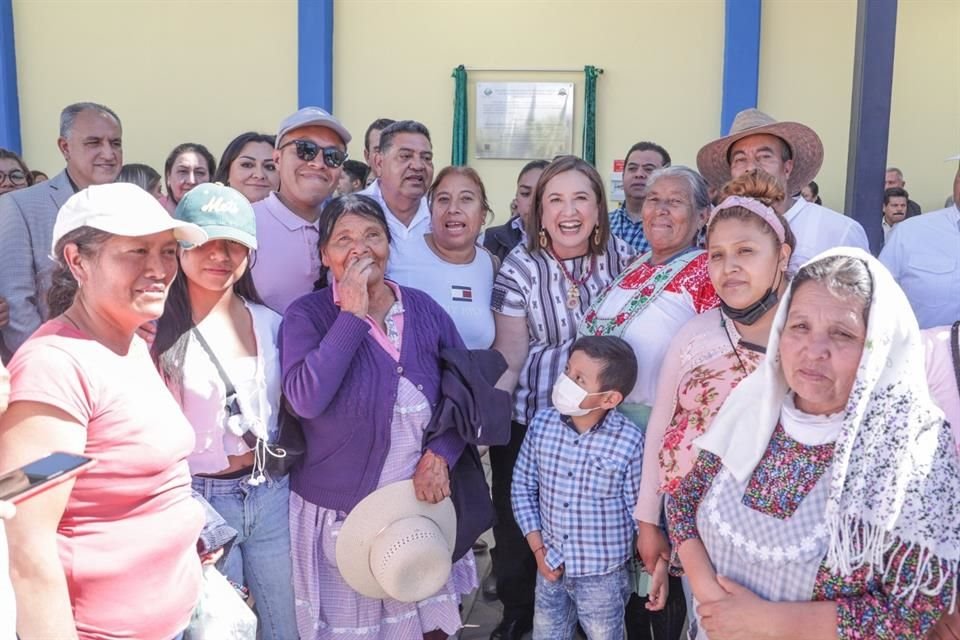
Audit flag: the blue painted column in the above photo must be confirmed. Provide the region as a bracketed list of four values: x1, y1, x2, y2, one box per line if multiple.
[0, 0, 22, 153]
[720, 0, 762, 134]
[298, 0, 334, 111]
[844, 0, 898, 255]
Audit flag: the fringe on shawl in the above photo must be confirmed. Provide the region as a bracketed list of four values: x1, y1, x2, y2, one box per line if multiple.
[826, 514, 958, 611]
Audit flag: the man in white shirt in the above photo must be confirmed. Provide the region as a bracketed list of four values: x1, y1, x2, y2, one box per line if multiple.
[250, 106, 351, 313]
[697, 109, 869, 271]
[880, 187, 909, 244]
[880, 159, 960, 329]
[359, 120, 435, 277]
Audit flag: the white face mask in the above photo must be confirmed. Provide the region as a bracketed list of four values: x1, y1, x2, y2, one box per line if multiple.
[551, 373, 604, 417]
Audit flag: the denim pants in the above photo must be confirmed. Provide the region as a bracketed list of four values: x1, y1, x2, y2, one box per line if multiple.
[533, 565, 631, 640]
[191, 473, 298, 640]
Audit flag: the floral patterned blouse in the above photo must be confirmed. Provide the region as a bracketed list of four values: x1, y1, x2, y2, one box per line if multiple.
[580, 250, 719, 407]
[634, 308, 764, 525]
[667, 407, 951, 639]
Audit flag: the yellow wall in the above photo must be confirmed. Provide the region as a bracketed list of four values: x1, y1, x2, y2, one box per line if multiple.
[333, 0, 725, 223]
[759, 0, 960, 214]
[888, 0, 960, 212]
[11, 0, 958, 220]
[13, 0, 297, 184]
[758, 0, 857, 212]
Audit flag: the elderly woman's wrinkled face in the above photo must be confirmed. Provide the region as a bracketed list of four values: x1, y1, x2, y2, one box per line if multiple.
[642, 176, 703, 258]
[779, 281, 867, 416]
[430, 173, 486, 253]
[71, 231, 179, 326]
[540, 169, 599, 259]
[321, 212, 389, 285]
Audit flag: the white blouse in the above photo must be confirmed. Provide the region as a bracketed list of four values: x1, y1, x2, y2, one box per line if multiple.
[167, 300, 283, 476]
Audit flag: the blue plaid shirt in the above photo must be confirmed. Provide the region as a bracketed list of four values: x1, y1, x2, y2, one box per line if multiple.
[512, 407, 644, 577]
[609, 205, 650, 254]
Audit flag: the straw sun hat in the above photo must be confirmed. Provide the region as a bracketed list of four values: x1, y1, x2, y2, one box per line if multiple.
[696, 108, 825, 195]
[336, 480, 457, 603]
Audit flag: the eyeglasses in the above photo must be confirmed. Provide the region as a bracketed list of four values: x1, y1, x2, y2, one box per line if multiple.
[278, 140, 347, 168]
[0, 170, 27, 185]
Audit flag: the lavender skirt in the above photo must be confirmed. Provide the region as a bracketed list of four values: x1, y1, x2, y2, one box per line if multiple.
[290, 378, 478, 639]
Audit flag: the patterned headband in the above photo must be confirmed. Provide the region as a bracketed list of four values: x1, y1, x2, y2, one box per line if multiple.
[708, 195, 786, 244]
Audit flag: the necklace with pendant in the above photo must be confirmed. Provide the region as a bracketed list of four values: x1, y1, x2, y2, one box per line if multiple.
[721, 313, 749, 374]
[550, 250, 596, 310]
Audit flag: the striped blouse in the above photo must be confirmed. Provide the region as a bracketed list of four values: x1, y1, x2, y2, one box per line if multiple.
[491, 237, 634, 425]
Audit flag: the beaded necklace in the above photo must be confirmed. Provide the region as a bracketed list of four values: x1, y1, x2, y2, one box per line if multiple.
[549, 249, 596, 310]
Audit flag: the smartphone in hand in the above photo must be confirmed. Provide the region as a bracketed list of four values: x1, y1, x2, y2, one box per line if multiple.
[0, 452, 96, 504]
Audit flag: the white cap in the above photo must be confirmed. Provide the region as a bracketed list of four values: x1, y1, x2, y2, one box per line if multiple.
[51, 183, 208, 258]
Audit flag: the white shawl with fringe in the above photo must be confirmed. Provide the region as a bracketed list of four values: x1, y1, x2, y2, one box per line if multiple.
[695, 247, 960, 604]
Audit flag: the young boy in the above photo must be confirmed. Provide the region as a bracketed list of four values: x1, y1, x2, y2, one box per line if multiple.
[512, 335, 668, 640]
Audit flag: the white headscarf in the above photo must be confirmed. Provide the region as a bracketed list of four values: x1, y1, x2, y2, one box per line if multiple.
[695, 247, 960, 604]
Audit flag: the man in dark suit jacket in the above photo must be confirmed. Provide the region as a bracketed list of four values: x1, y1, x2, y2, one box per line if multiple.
[0, 102, 122, 352]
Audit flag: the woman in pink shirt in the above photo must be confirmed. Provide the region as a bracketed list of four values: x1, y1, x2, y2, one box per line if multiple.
[0, 183, 208, 639]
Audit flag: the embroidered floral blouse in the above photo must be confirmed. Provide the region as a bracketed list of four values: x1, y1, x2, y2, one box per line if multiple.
[667, 408, 951, 639]
[580, 251, 719, 407]
[634, 309, 764, 525]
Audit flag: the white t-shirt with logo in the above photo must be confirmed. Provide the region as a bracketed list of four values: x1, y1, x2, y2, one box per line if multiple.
[387, 233, 496, 349]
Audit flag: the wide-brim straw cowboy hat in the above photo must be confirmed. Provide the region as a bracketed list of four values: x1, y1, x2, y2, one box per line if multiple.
[697, 108, 825, 195]
[336, 480, 457, 603]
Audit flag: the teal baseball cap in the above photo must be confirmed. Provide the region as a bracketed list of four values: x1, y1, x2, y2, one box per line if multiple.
[174, 182, 257, 250]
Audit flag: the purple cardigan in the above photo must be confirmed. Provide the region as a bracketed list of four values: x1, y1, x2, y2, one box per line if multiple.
[279, 285, 467, 512]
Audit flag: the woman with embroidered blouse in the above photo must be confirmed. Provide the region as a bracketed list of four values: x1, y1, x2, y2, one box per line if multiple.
[635, 171, 795, 583]
[667, 250, 960, 639]
[490, 155, 633, 636]
[579, 165, 719, 431]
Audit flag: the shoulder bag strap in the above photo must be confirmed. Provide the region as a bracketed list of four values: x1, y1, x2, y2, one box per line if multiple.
[190, 327, 237, 400]
[190, 327, 257, 449]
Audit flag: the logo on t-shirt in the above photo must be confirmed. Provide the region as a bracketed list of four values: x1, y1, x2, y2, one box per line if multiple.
[451, 285, 473, 302]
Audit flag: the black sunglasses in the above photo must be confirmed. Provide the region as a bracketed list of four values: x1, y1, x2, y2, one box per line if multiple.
[279, 139, 347, 168]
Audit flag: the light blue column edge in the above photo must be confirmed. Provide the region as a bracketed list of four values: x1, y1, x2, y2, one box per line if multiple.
[0, 0, 22, 153]
[720, 0, 762, 135]
[298, 0, 334, 111]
